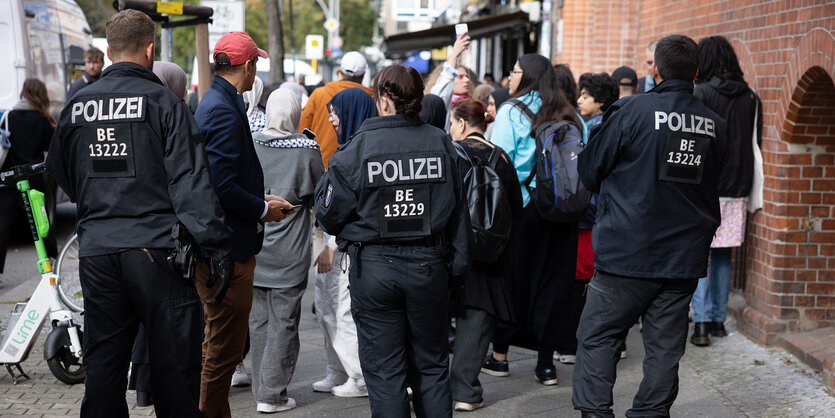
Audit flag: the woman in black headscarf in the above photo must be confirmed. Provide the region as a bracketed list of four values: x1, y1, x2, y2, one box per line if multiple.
[327, 87, 377, 144]
[484, 87, 509, 140]
[419, 94, 447, 131]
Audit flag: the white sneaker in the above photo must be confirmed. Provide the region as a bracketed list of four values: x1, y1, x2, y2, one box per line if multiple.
[231, 362, 251, 387]
[332, 379, 368, 398]
[256, 398, 296, 413]
[553, 353, 576, 364]
[454, 401, 484, 411]
[312, 374, 345, 392]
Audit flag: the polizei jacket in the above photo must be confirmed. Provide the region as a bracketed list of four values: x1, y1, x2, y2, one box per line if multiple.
[578, 79, 726, 279]
[314, 115, 470, 278]
[46, 62, 231, 258]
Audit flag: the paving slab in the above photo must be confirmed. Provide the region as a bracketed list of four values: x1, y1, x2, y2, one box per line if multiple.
[2, 240, 834, 416]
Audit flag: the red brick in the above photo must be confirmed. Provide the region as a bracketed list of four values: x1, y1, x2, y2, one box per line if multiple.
[800, 193, 823, 204]
[813, 180, 835, 192]
[818, 297, 835, 308]
[808, 283, 835, 295]
[817, 154, 835, 165]
[796, 270, 818, 282]
[811, 207, 831, 217]
[805, 309, 826, 320]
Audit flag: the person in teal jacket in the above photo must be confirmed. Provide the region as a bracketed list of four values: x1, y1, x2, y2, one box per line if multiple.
[481, 54, 582, 388]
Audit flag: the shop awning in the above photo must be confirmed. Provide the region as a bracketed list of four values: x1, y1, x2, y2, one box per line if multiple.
[384, 11, 530, 56]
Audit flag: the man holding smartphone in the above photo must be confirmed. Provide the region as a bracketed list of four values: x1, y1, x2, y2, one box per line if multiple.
[193, 31, 294, 418]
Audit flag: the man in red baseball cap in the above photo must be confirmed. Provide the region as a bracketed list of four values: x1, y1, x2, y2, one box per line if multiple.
[194, 31, 294, 418]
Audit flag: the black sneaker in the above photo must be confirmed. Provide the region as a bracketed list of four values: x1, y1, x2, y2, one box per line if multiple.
[709, 321, 728, 337]
[534, 365, 558, 385]
[690, 322, 711, 346]
[480, 354, 509, 377]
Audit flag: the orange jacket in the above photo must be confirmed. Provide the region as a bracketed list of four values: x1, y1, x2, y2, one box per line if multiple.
[299, 80, 372, 169]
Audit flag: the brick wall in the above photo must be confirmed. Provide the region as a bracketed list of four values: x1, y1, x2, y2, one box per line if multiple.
[555, 0, 835, 341]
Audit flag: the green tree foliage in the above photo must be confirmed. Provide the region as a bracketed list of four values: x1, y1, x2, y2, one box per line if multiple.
[74, 0, 373, 77]
[282, 0, 372, 54]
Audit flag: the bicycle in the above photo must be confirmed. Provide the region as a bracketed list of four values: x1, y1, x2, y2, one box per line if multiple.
[0, 162, 85, 385]
[56, 233, 83, 313]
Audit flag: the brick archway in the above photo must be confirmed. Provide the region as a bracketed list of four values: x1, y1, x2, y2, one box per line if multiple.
[744, 68, 835, 336]
[778, 28, 835, 142]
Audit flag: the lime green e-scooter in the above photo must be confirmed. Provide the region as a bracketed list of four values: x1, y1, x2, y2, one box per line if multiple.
[0, 162, 84, 384]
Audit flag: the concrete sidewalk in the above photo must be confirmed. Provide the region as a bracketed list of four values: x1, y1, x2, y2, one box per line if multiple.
[1, 267, 833, 417]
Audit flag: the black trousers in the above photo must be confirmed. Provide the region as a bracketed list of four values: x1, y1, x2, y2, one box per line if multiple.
[350, 244, 452, 418]
[79, 249, 203, 418]
[572, 271, 698, 418]
[493, 204, 578, 361]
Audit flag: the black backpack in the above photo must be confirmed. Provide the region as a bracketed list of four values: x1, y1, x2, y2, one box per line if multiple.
[452, 141, 513, 263]
[509, 99, 591, 223]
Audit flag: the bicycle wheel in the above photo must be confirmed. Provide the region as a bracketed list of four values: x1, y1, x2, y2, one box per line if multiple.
[56, 233, 84, 312]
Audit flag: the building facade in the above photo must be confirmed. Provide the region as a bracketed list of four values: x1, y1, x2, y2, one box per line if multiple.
[553, 0, 835, 391]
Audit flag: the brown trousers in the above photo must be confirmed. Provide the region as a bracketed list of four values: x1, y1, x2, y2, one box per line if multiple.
[195, 257, 255, 418]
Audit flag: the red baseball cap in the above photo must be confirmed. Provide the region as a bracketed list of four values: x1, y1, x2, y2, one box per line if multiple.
[213, 32, 268, 66]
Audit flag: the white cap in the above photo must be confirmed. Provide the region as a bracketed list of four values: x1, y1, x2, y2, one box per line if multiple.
[340, 51, 367, 76]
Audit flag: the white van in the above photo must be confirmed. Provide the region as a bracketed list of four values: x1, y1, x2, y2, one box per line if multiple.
[0, 0, 93, 114]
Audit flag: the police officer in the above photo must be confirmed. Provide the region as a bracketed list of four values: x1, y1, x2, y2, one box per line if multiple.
[46, 10, 233, 418]
[572, 34, 727, 418]
[314, 64, 470, 418]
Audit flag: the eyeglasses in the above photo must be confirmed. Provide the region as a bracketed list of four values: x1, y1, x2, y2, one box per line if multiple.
[510, 69, 523, 76]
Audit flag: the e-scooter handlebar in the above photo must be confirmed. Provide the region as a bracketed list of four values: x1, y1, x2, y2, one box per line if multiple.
[0, 162, 46, 184]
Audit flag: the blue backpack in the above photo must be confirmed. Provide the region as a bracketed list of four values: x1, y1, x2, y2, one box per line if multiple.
[509, 99, 591, 223]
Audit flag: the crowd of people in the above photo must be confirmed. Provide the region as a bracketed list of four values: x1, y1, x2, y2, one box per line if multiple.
[0, 7, 763, 418]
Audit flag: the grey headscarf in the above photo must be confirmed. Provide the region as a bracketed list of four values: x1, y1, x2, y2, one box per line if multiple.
[152, 61, 187, 99]
[279, 81, 308, 108]
[263, 88, 301, 138]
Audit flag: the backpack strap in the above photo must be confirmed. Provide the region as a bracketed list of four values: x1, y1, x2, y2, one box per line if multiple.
[507, 98, 535, 122]
[487, 145, 503, 169]
[451, 140, 472, 165]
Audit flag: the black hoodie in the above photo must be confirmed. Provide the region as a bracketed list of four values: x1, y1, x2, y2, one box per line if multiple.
[694, 73, 762, 198]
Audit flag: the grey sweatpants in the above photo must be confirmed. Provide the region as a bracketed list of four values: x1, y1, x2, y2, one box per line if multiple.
[249, 280, 307, 404]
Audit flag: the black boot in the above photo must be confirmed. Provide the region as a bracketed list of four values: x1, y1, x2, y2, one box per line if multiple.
[709, 321, 728, 337]
[690, 322, 710, 346]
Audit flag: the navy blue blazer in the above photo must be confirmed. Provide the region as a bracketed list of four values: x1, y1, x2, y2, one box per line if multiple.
[195, 75, 266, 261]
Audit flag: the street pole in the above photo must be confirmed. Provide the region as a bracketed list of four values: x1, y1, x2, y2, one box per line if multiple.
[289, 0, 296, 79]
[196, 23, 211, 101]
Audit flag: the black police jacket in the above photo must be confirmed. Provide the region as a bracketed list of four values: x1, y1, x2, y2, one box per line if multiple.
[695, 74, 762, 198]
[46, 62, 231, 258]
[314, 115, 471, 277]
[578, 79, 726, 279]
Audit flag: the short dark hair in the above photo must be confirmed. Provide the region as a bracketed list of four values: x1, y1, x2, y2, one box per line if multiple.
[578, 72, 619, 112]
[372, 64, 423, 120]
[106, 10, 155, 57]
[696, 35, 743, 84]
[654, 35, 699, 82]
[213, 52, 248, 76]
[85, 47, 104, 63]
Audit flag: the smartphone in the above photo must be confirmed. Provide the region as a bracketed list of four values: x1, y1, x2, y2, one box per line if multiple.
[281, 203, 303, 214]
[302, 128, 316, 140]
[455, 23, 468, 39]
